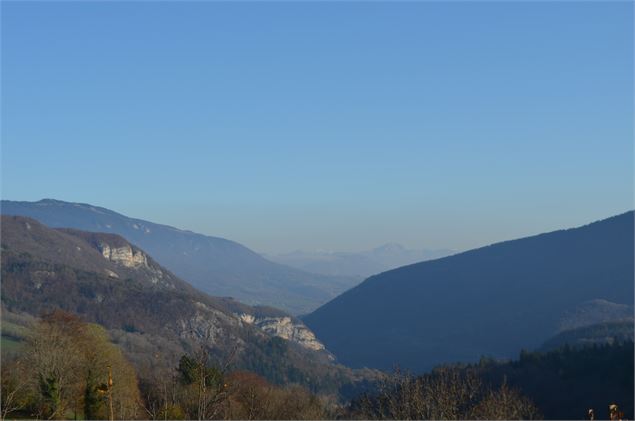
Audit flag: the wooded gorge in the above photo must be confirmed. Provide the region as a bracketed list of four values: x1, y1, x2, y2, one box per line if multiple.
[2, 309, 632, 420]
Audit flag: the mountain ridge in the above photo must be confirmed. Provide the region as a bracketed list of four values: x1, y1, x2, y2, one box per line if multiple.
[1, 199, 360, 315]
[0, 215, 372, 394]
[303, 211, 635, 372]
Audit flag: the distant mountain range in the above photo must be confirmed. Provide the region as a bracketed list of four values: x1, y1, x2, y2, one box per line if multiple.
[303, 211, 635, 372]
[266, 243, 455, 278]
[0, 215, 371, 394]
[1, 199, 360, 315]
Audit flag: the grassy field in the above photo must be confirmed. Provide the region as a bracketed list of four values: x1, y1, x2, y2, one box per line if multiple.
[1, 334, 23, 355]
[1, 315, 30, 356]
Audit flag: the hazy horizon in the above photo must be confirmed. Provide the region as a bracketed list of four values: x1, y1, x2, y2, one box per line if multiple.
[2, 197, 632, 257]
[2, 2, 633, 255]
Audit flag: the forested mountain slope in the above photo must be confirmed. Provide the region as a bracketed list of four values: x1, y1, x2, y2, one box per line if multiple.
[0, 215, 371, 394]
[304, 212, 634, 372]
[1, 199, 358, 314]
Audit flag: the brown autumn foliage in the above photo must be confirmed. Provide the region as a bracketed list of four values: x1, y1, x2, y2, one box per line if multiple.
[4, 310, 141, 420]
[226, 371, 329, 420]
[1, 309, 551, 421]
[1, 357, 31, 421]
[132, 353, 331, 420]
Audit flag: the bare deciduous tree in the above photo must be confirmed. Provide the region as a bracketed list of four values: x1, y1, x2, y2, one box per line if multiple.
[353, 367, 541, 420]
[1, 358, 30, 420]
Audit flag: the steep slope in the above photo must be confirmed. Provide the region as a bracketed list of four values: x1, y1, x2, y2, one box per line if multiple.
[1, 199, 358, 314]
[0, 216, 370, 394]
[304, 212, 634, 372]
[268, 243, 455, 278]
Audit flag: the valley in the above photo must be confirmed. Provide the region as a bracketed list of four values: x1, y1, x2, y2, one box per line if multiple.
[1, 205, 633, 420]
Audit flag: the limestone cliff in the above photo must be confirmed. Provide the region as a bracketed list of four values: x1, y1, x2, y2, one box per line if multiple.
[238, 313, 328, 354]
[99, 243, 148, 268]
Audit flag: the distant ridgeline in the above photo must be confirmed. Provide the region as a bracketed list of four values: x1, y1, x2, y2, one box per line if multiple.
[304, 211, 634, 372]
[267, 243, 455, 279]
[1, 199, 360, 315]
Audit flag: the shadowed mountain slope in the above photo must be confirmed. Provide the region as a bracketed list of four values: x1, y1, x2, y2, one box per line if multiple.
[304, 212, 634, 372]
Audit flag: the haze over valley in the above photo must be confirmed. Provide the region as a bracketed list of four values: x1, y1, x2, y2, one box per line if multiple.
[266, 243, 455, 279]
[2, 202, 633, 419]
[1, 1, 633, 420]
[1, 199, 360, 315]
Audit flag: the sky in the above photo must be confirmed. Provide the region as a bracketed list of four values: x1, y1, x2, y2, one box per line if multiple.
[1, 1, 633, 254]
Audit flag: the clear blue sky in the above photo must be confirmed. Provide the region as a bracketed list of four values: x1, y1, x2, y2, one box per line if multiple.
[2, 1, 633, 254]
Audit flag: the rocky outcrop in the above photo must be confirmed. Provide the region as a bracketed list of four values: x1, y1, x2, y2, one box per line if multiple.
[96, 241, 175, 288]
[99, 243, 148, 268]
[238, 313, 327, 352]
[178, 302, 247, 352]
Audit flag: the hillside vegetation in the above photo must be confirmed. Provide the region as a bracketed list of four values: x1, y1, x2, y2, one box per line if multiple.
[0, 216, 375, 399]
[1, 312, 335, 420]
[2, 199, 359, 314]
[346, 342, 634, 420]
[305, 212, 634, 371]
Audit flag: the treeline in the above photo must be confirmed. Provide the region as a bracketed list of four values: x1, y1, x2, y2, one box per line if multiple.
[1, 311, 333, 420]
[344, 341, 634, 420]
[345, 368, 541, 420]
[475, 342, 634, 419]
[135, 353, 331, 420]
[2, 311, 633, 420]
